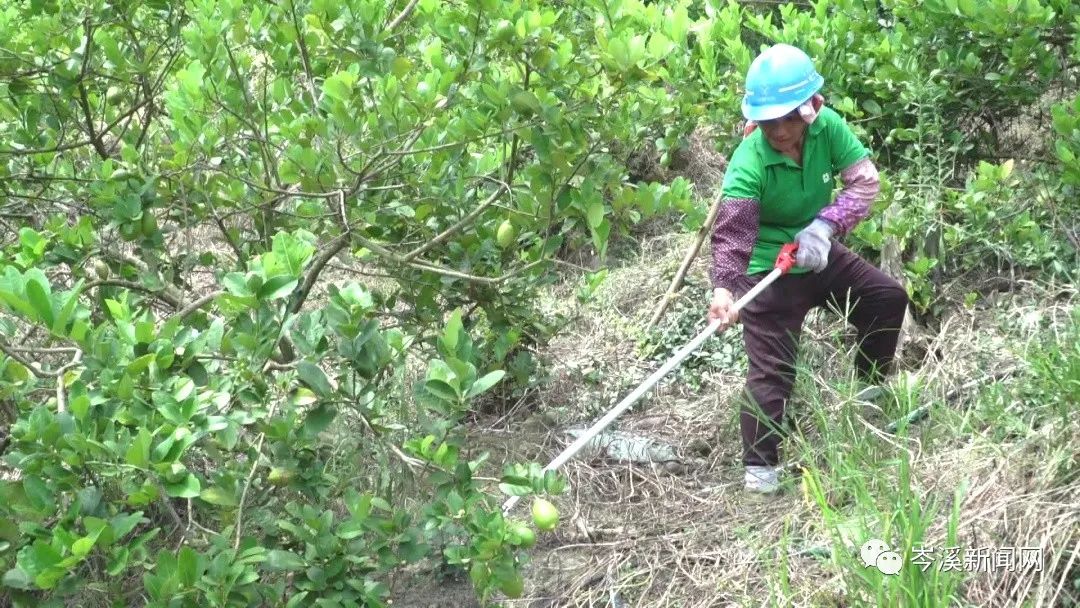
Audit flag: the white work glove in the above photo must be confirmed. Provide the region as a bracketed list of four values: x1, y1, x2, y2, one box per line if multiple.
[794, 219, 835, 273]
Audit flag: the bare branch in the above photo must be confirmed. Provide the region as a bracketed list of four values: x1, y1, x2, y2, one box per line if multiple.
[3, 346, 80, 354]
[234, 398, 279, 550]
[287, 234, 350, 317]
[289, 1, 321, 109]
[54, 350, 84, 413]
[385, 0, 421, 32]
[175, 290, 225, 320]
[0, 340, 51, 378]
[0, 340, 83, 382]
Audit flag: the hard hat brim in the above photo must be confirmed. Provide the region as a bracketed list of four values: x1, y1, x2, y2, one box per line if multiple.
[742, 99, 804, 122]
[741, 72, 824, 122]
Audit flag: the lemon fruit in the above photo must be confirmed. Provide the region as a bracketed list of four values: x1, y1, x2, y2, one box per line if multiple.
[498, 573, 524, 598]
[531, 497, 559, 531]
[92, 259, 110, 280]
[496, 219, 516, 249]
[267, 467, 293, 487]
[494, 19, 515, 45]
[509, 521, 536, 548]
[140, 212, 158, 236]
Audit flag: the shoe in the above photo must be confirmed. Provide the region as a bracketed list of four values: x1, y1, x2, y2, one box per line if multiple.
[744, 465, 780, 494]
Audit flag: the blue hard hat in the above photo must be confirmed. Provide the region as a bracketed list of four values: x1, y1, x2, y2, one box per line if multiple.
[741, 43, 824, 121]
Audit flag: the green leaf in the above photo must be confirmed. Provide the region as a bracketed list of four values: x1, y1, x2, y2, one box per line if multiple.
[18, 227, 44, 251]
[163, 473, 201, 498]
[297, 361, 334, 396]
[104, 298, 128, 321]
[586, 199, 604, 229]
[106, 547, 130, 576]
[21, 540, 62, 575]
[135, 320, 155, 344]
[25, 278, 53, 327]
[608, 37, 629, 71]
[2, 567, 34, 590]
[301, 404, 336, 438]
[71, 535, 97, 558]
[221, 272, 251, 296]
[465, 370, 505, 399]
[290, 387, 318, 406]
[0, 289, 37, 318]
[509, 90, 541, 116]
[199, 486, 237, 507]
[154, 427, 197, 462]
[110, 512, 145, 540]
[1056, 140, 1075, 163]
[264, 549, 306, 571]
[174, 378, 195, 402]
[861, 99, 883, 115]
[126, 428, 152, 468]
[322, 71, 358, 102]
[52, 284, 82, 335]
[647, 32, 673, 59]
[126, 353, 156, 376]
[426, 359, 458, 390]
[177, 547, 201, 586]
[266, 232, 315, 277]
[22, 476, 53, 510]
[441, 309, 463, 354]
[498, 482, 531, 496]
[78, 487, 102, 515]
[35, 568, 65, 590]
[257, 276, 298, 301]
[590, 218, 611, 257]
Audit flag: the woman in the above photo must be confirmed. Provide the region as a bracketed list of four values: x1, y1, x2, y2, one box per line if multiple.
[706, 43, 909, 494]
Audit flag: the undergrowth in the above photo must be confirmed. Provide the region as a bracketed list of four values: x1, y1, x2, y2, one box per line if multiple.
[759, 282, 1080, 607]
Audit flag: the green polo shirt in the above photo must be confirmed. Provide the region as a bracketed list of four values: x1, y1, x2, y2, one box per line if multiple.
[720, 106, 870, 276]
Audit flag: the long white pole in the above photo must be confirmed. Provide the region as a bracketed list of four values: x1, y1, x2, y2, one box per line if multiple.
[501, 266, 785, 515]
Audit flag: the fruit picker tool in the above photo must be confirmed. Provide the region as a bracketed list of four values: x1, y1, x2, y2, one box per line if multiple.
[501, 243, 800, 515]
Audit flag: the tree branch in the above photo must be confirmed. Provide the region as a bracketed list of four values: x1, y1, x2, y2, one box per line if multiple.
[287, 234, 350, 317]
[76, 19, 113, 160]
[0, 340, 83, 381]
[175, 290, 225, 320]
[402, 183, 507, 262]
[385, 0, 421, 32]
[54, 351, 84, 413]
[289, 1, 321, 110]
[0, 340, 50, 378]
[234, 399, 279, 550]
[84, 279, 182, 308]
[0, 95, 152, 156]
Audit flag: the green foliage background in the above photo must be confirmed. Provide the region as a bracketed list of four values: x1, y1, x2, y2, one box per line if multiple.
[0, 0, 1076, 605]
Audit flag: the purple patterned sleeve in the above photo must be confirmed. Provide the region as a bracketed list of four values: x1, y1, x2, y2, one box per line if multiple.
[817, 157, 880, 235]
[710, 197, 759, 293]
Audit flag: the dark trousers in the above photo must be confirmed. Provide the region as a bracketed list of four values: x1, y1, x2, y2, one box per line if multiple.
[733, 242, 909, 467]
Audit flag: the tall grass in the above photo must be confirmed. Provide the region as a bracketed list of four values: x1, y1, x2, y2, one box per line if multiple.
[783, 386, 967, 607]
[753, 285, 1079, 607]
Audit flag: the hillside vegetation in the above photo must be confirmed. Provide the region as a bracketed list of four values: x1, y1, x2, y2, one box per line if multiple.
[0, 0, 1077, 606]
